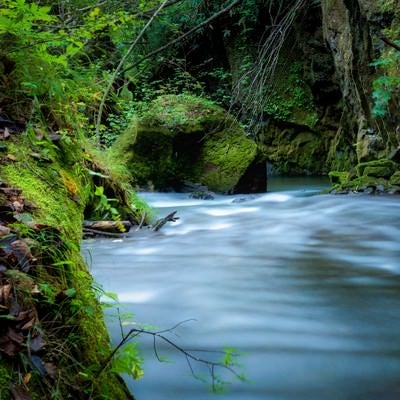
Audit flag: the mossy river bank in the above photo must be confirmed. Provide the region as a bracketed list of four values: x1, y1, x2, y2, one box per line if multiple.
[83, 179, 400, 400]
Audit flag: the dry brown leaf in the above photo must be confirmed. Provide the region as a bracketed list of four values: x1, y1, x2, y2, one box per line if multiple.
[7, 327, 24, 344]
[44, 362, 57, 379]
[11, 201, 24, 212]
[0, 283, 12, 305]
[10, 384, 32, 400]
[20, 317, 36, 331]
[0, 339, 19, 356]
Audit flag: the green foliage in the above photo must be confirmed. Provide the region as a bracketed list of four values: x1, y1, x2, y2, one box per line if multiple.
[371, 50, 400, 117]
[93, 185, 121, 221]
[371, 2, 400, 117]
[264, 62, 318, 127]
[112, 342, 144, 380]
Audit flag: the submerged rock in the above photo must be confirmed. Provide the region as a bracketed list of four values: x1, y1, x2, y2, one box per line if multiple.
[112, 94, 257, 193]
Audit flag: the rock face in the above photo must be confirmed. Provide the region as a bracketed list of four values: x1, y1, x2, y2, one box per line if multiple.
[321, 0, 400, 164]
[178, 1, 399, 180]
[113, 94, 259, 193]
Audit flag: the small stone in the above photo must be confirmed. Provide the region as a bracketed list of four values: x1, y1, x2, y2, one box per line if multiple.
[363, 187, 374, 194]
[376, 184, 385, 193]
[189, 191, 215, 200]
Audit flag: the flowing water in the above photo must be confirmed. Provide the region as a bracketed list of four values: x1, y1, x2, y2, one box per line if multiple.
[83, 178, 400, 400]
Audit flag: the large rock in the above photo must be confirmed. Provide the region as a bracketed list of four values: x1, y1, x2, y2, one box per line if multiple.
[113, 95, 258, 192]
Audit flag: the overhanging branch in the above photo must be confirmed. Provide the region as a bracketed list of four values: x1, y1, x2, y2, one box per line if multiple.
[120, 0, 243, 76]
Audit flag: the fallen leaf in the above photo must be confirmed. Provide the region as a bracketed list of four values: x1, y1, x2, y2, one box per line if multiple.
[7, 327, 24, 345]
[0, 339, 19, 356]
[20, 316, 36, 331]
[0, 283, 12, 305]
[12, 201, 24, 212]
[44, 362, 57, 379]
[23, 372, 32, 385]
[10, 384, 32, 400]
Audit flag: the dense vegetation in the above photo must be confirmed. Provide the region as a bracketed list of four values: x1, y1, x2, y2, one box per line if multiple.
[0, 0, 399, 398]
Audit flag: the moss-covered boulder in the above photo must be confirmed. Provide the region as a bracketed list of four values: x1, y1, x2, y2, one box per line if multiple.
[329, 158, 400, 194]
[113, 94, 258, 192]
[356, 159, 397, 178]
[390, 171, 400, 186]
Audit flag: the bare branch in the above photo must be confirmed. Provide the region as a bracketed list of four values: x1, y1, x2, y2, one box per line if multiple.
[120, 0, 243, 76]
[381, 36, 400, 52]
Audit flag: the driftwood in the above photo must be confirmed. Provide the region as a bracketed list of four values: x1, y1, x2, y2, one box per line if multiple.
[83, 220, 131, 233]
[152, 211, 179, 232]
[82, 228, 127, 238]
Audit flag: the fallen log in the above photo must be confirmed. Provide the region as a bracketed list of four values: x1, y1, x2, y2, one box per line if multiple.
[83, 227, 127, 238]
[83, 220, 132, 233]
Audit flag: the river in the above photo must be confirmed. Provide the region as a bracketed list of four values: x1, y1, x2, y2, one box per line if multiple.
[83, 178, 400, 400]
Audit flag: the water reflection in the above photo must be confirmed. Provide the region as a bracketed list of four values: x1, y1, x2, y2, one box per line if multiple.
[83, 184, 400, 400]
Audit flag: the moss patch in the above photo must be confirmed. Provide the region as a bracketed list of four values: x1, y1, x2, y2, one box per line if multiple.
[200, 130, 257, 192]
[329, 158, 400, 193]
[264, 62, 319, 129]
[356, 159, 397, 177]
[328, 171, 349, 185]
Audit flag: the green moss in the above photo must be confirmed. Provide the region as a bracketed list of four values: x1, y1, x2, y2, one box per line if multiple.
[2, 149, 84, 243]
[329, 171, 349, 185]
[0, 134, 135, 399]
[390, 170, 400, 185]
[259, 126, 328, 175]
[138, 94, 229, 133]
[356, 159, 397, 177]
[264, 62, 318, 128]
[345, 176, 389, 190]
[0, 359, 13, 399]
[363, 165, 394, 178]
[200, 130, 257, 192]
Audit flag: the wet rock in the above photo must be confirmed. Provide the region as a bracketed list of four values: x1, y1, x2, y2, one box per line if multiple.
[232, 196, 257, 203]
[356, 130, 384, 163]
[189, 191, 215, 200]
[376, 184, 385, 193]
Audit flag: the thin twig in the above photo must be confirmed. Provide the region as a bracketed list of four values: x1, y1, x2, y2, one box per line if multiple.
[120, 0, 243, 76]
